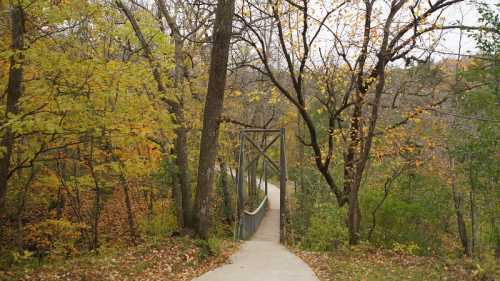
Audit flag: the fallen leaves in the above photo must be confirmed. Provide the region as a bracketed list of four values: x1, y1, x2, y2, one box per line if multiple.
[5, 237, 239, 281]
[292, 246, 492, 281]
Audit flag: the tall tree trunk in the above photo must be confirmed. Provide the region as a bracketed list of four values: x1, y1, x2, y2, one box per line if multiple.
[470, 188, 478, 257]
[15, 166, 35, 253]
[56, 185, 64, 220]
[148, 183, 154, 218]
[89, 167, 101, 251]
[194, 0, 235, 239]
[155, 0, 193, 230]
[347, 184, 361, 245]
[0, 5, 25, 209]
[345, 102, 362, 245]
[174, 120, 192, 228]
[297, 115, 305, 193]
[468, 154, 478, 257]
[117, 0, 193, 229]
[367, 167, 404, 241]
[166, 5, 193, 229]
[469, 179, 478, 257]
[486, 186, 500, 259]
[171, 163, 184, 226]
[88, 140, 101, 251]
[450, 158, 471, 256]
[55, 152, 66, 221]
[218, 159, 233, 223]
[117, 158, 139, 243]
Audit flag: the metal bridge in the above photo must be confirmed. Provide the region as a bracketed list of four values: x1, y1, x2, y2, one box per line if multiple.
[235, 128, 287, 243]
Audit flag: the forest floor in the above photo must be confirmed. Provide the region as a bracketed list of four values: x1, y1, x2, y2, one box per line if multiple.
[0, 237, 238, 281]
[294, 246, 498, 281]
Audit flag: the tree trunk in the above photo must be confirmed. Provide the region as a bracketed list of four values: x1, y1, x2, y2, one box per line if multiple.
[117, 159, 139, 243]
[0, 5, 25, 209]
[148, 183, 154, 218]
[88, 140, 101, 251]
[171, 161, 184, 227]
[194, 0, 235, 239]
[117, 0, 192, 230]
[56, 185, 64, 220]
[450, 158, 471, 256]
[168, 8, 193, 229]
[470, 185, 478, 257]
[15, 167, 35, 253]
[486, 190, 500, 259]
[345, 102, 362, 245]
[347, 183, 361, 245]
[297, 115, 305, 193]
[218, 159, 233, 223]
[455, 195, 470, 256]
[174, 119, 192, 228]
[89, 169, 101, 251]
[468, 155, 478, 257]
[367, 169, 402, 241]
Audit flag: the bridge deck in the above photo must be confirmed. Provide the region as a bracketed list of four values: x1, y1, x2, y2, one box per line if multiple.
[193, 181, 319, 281]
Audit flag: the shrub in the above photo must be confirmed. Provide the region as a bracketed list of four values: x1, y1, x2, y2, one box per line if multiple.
[138, 204, 177, 241]
[24, 219, 88, 260]
[0, 250, 34, 269]
[392, 242, 421, 255]
[192, 236, 222, 262]
[302, 203, 347, 251]
[361, 171, 453, 255]
[208, 236, 221, 256]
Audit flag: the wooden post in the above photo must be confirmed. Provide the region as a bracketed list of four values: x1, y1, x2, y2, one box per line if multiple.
[279, 128, 287, 244]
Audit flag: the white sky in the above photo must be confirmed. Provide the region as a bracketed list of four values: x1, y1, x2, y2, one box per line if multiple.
[440, 0, 497, 56]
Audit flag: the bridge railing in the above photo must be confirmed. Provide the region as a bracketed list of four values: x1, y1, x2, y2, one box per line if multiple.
[235, 128, 286, 242]
[238, 195, 268, 240]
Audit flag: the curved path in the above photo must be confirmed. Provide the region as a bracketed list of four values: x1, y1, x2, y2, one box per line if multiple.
[193, 182, 319, 281]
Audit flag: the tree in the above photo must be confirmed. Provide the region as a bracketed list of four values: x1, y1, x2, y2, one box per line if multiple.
[0, 4, 25, 210]
[235, 0, 464, 244]
[449, 1, 499, 257]
[115, 0, 205, 230]
[194, 0, 236, 239]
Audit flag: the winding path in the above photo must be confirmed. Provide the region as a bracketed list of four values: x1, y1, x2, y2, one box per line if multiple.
[193, 182, 319, 281]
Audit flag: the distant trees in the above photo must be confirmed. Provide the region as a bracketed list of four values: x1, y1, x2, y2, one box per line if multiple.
[235, 0, 466, 244]
[447, 2, 499, 257]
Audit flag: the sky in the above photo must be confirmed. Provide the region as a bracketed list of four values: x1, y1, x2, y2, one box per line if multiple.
[440, 0, 497, 56]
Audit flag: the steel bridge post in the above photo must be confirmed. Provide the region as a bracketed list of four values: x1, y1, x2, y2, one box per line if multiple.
[234, 128, 286, 242]
[236, 131, 245, 240]
[264, 159, 268, 196]
[279, 128, 287, 244]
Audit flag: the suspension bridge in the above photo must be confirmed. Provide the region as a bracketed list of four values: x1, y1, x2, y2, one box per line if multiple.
[194, 129, 319, 281]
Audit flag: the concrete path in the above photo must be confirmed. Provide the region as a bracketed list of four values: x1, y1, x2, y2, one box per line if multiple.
[193, 182, 319, 281]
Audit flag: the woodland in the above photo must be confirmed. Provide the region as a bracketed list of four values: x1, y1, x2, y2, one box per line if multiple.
[0, 0, 498, 280]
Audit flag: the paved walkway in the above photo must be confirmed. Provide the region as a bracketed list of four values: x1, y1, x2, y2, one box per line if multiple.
[193, 182, 319, 281]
